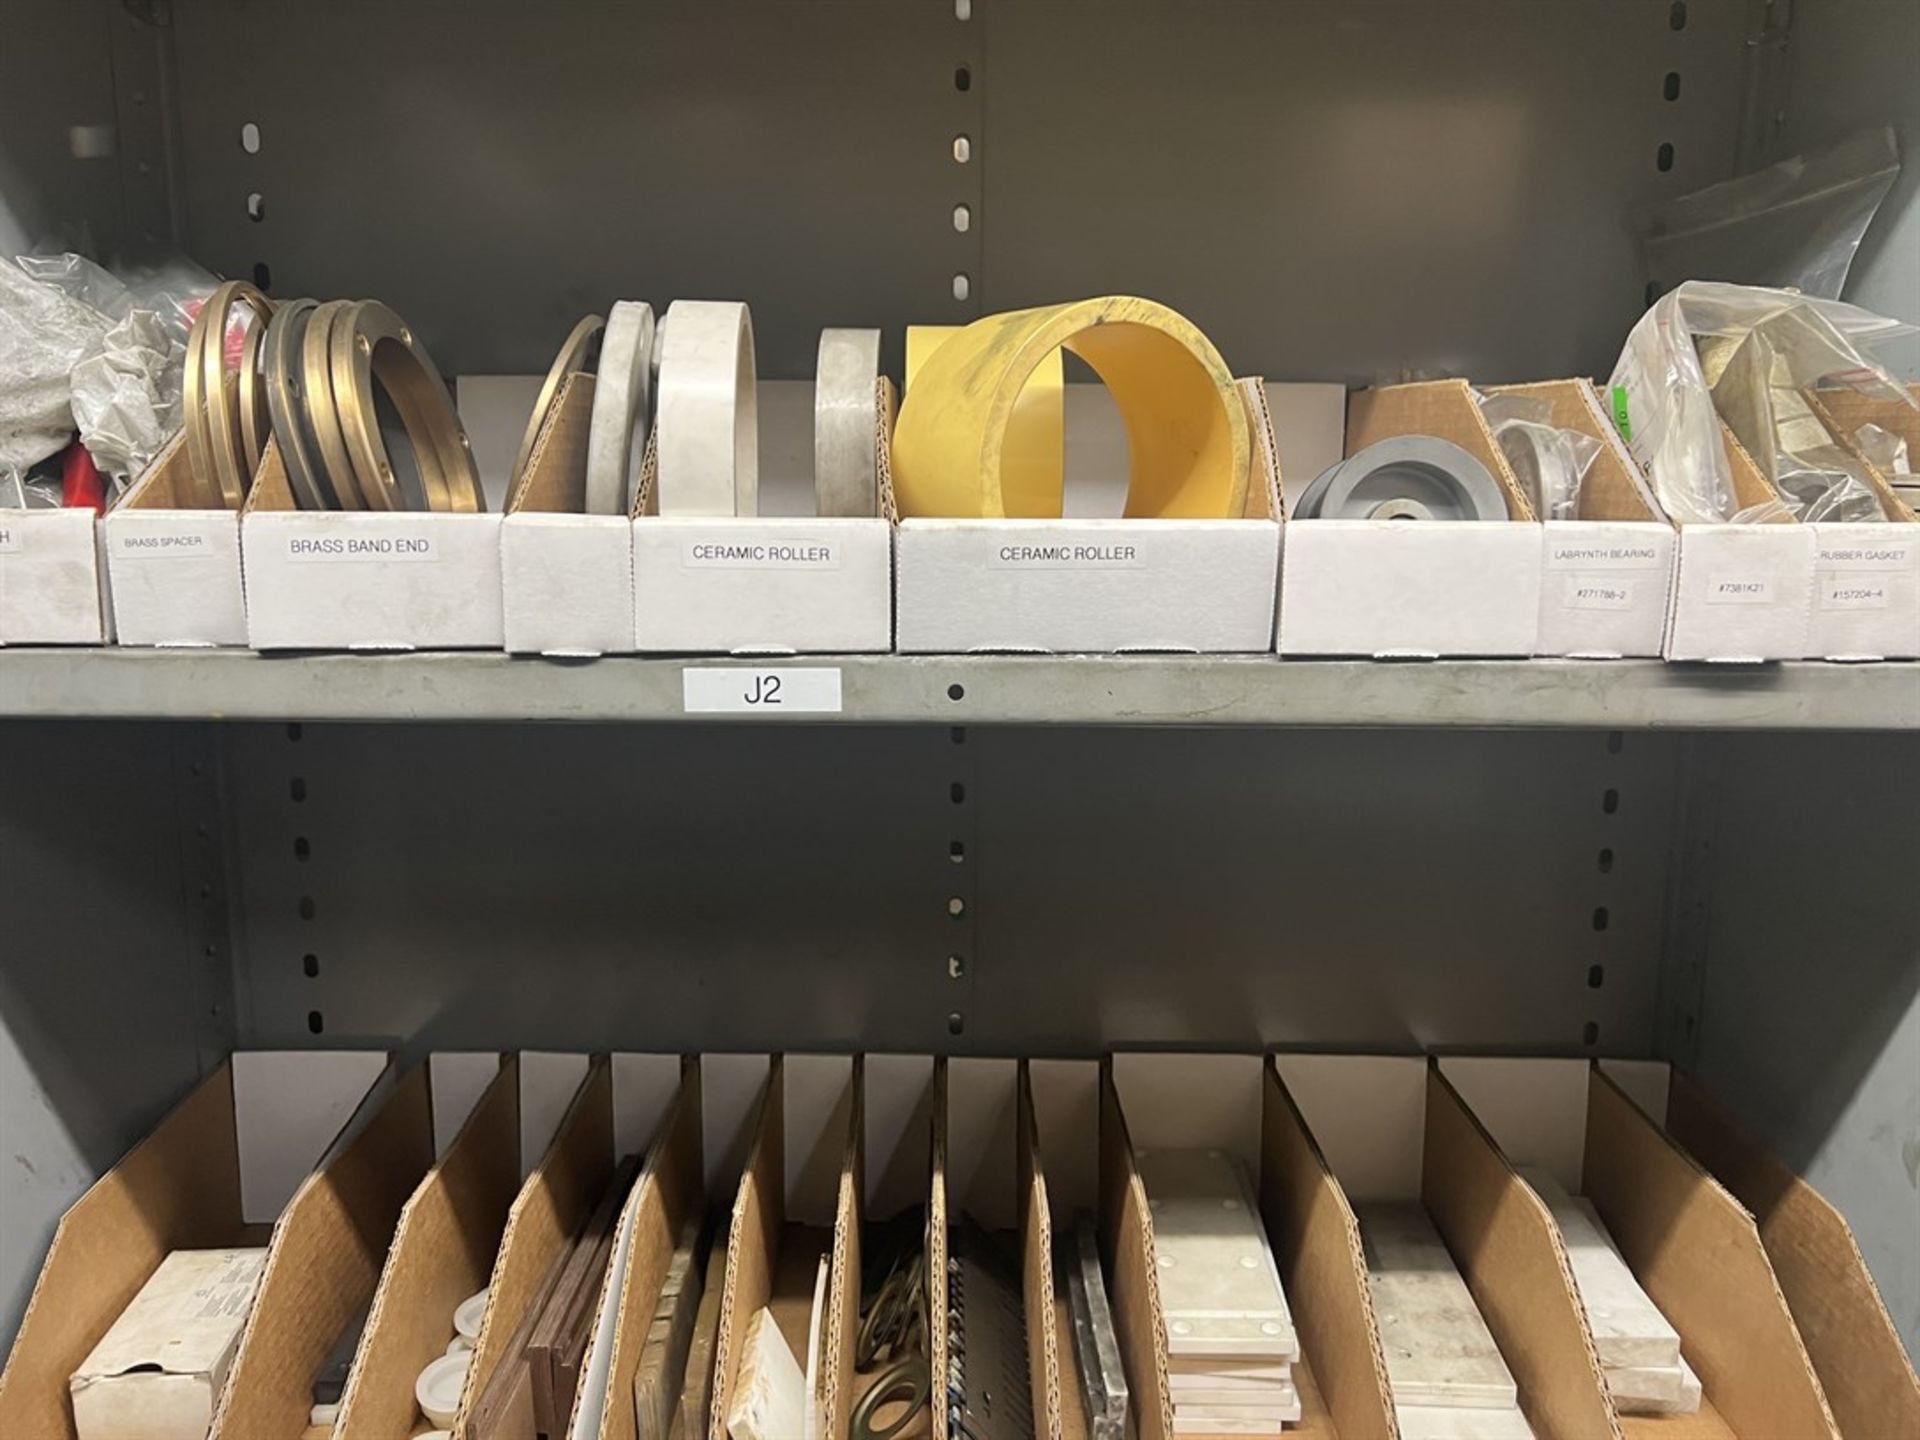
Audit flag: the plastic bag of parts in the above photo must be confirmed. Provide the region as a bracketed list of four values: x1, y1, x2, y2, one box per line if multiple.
[1854, 423, 1912, 479]
[1640, 127, 1901, 301]
[1475, 392, 1602, 521]
[1607, 280, 1917, 524]
[0, 252, 213, 486]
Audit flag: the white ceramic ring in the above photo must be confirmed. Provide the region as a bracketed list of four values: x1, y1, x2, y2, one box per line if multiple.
[416, 1352, 470, 1428]
[454, 1287, 489, 1340]
[814, 328, 882, 517]
[656, 299, 758, 517]
[585, 300, 656, 516]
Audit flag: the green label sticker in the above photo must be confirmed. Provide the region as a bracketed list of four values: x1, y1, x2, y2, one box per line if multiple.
[1610, 385, 1633, 442]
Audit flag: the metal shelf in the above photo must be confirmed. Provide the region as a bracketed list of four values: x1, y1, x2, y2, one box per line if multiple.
[0, 651, 1913, 729]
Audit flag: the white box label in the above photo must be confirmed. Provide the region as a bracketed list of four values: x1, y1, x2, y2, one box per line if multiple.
[285, 534, 440, 562]
[1562, 577, 1635, 611]
[681, 538, 841, 570]
[0, 526, 19, 553]
[682, 667, 843, 714]
[988, 541, 1145, 570]
[1820, 578, 1890, 610]
[1545, 541, 1666, 571]
[1817, 543, 1913, 572]
[1706, 575, 1773, 605]
[116, 528, 221, 560]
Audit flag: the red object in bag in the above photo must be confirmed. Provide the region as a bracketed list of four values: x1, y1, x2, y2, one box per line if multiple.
[61, 441, 107, 514]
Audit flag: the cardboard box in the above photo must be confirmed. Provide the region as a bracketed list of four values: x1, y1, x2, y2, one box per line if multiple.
[703, 1054, 857, 1440]
[241, 440, 503, 651]
[1441, 1057, 1839, 1439]
[632, 385, 894, 657]
[1491, 381, 1677, 660]
[1107, 1054, 1398, 1440]
[449, 1051, 700, 1438]
[1274, 1054, 1618, 1440]
[1799, 388, 1920, 661]
[1279, 380, 1542, 658]
[102, 434, 247, 647]
[329, 1052, 674, 1439]
[0, 1051, 391, 1439]
[0, 505, 107, 645]
[895, 381, 1284, 655]
[500, 375, 637, 657]
[1660, 424, 1818, 663]
[1604, 1061, 1920, 1440]
[69, 1248, 267, 1440]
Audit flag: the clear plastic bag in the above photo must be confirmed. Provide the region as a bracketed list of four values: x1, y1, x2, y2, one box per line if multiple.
[1475, 392, 1602, 521]
[1854, 423, 1913, 478]
[1640, 127, 1900, 300]
[0, 252, 212, 484]
[1606, 281, 1918, 524]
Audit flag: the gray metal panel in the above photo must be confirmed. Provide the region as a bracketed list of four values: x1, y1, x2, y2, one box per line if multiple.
[969, 727, 1673, 1054]
[0, 721, 232, 1349]
[222, 724, 1671, 1061]
[2, 652, 1917, 729]
[978, 0, 1755, 384]
[170, 0, 975, 377]
[1681, 732, 1920, 1362]
[0, 0, 125, 255]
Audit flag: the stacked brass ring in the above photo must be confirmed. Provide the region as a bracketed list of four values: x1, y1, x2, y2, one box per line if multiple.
[182, 283, 484, 513]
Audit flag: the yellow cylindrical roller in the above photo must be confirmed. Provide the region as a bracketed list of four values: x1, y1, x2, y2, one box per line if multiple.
[894, 296, 1249, 520]
[907, 324, 1065, 517]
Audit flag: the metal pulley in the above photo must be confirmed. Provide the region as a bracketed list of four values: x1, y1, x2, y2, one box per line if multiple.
[1295, 436, 1508, 521]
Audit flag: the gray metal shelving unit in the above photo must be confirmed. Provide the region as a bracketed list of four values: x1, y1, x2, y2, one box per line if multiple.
[1, 0, 1916, 1376]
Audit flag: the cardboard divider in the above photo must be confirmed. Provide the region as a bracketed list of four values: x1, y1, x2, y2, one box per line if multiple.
[1109, 1053, 1396, 1440]
[0, 1052, 390, 1439]
[1653, 1071, 1920, 1440]
[1096, 1061, 1175, 1440]
[567, 1058, 705, 1440]
[895, 379, 1285, 655]
[855, 1055, 938, 1439]
[501, 373, 637, 656]
[1276, 1054, 1619, 1440]
[708, 1055, 857, 1440]
[240, 436, 504, 651]
[1794, 387, 1920, 660]
[211, 1060, 437, 1437]
[1027, 1058, 1111, 1440]
[1280, 379, 1543, 657]
[104, 430, 250, 646]
[1661, 420, 1821, 662]
[330, 1052, 599, 1438]
[1440, 1057, 1839, 1440]
[1018, 1065, 1070, 1440]
[1488, 380, 1677, 660]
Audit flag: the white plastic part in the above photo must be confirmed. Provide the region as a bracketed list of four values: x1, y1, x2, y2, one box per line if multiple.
[585, 300, 657, 515]
[813, 328, 881, 517]
[447, 1333, 473, 1356]
[454, 1287, 489, 1340]
[416, 1352, 470, 1428]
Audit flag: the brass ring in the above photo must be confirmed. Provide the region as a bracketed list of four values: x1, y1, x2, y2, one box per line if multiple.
[181, 292, 219, 507]
[263, 300, 347, 511]
[514, 314, 604, 490]
[848, 1359, 929, 1440]
[236, 321, 271, 475]
[198, 281, 274, 509]
[300, 300, 367, 510]
[330, 300, 482, 513]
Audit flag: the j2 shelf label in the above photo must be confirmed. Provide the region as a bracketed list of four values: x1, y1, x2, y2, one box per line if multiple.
[682, 667, 844, 714]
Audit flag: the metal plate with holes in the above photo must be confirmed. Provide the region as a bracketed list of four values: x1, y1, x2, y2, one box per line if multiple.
[220, 724, 1671, 1059]
[168, 1, 975, 377]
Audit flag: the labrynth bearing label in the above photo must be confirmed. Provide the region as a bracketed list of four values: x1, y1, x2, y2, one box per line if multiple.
[285, 535, 439, 562]
[1545, 542, 1665, 570]
[680, 539, 840, 570]
[989, 542, 1145, 570]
